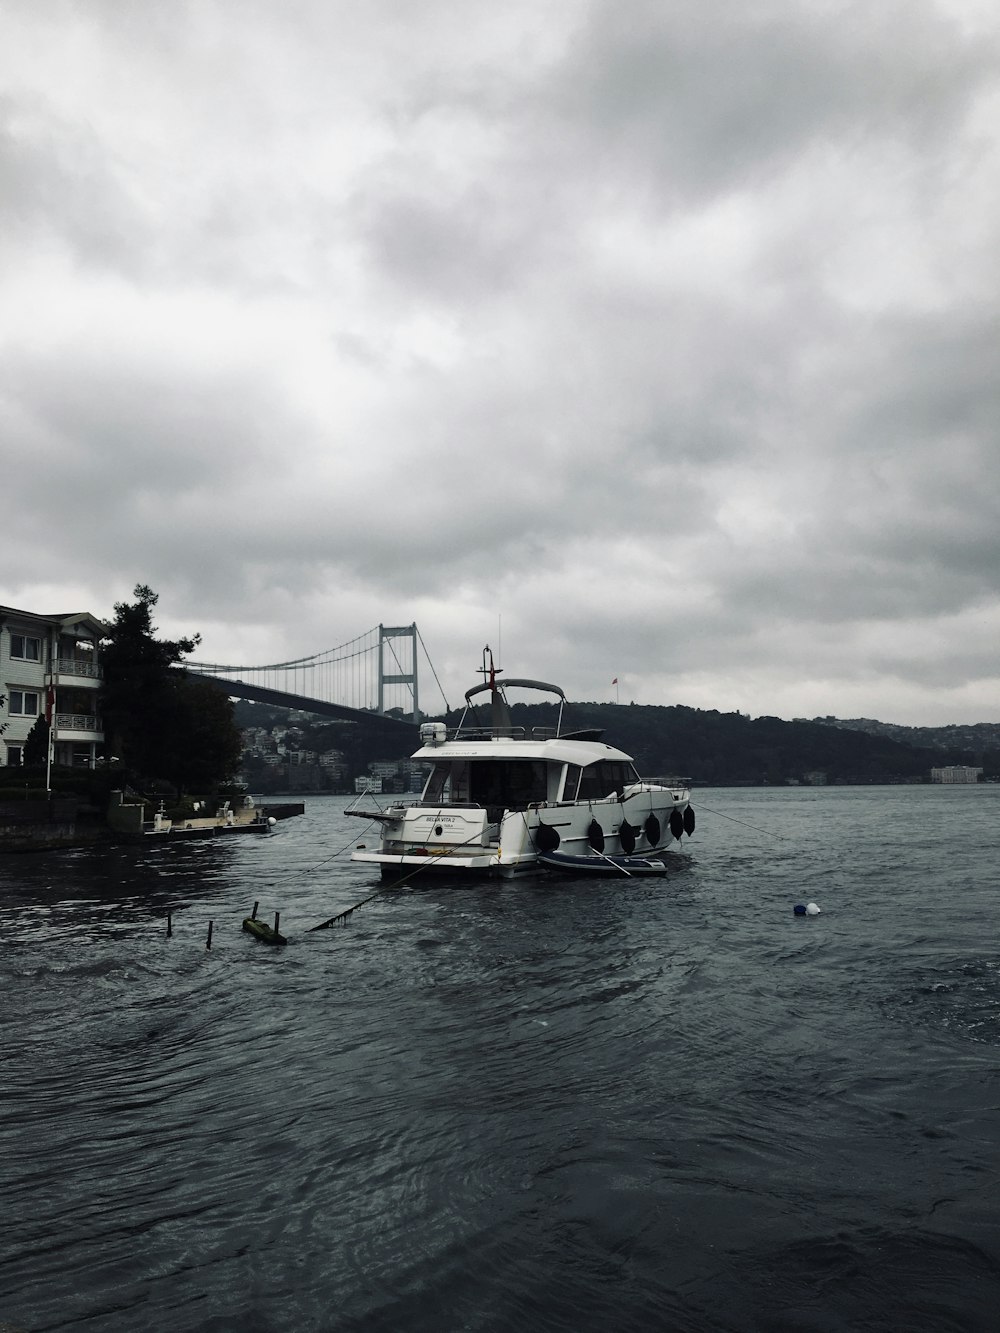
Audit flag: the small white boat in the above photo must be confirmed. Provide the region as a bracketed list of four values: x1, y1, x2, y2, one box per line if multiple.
[348, 649, 694, 879]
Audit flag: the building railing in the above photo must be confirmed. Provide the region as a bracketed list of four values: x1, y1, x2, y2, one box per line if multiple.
[54, 713, 101, 732]
[55, 658, 101, 679]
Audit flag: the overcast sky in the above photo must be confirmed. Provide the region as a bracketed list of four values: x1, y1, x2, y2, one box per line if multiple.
[3, 0, 999, 725]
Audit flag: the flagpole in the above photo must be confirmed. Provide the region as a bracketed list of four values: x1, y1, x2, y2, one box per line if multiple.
[45, 677, 54, 795]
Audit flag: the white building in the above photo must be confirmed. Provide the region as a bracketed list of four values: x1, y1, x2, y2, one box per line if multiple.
[1, 606, 107, 768]
[930, 765, 983, 784]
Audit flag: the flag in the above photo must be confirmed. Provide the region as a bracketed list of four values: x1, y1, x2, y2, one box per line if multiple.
[612, 678, 618, 685]
[45, 684, 55, 724]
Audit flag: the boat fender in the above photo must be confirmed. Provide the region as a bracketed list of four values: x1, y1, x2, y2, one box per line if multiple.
[683, 806, 695, 836]
[643, 813, 661, 845]
[588, 819, 605, 852]
[535, 822, 560, 853]
[619, 820, 638, 855]
[669, 808, 684, 840]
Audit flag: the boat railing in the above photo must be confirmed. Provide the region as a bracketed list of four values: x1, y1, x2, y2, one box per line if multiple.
[450, 725, 558, 741]
[397, 800, 486, 811]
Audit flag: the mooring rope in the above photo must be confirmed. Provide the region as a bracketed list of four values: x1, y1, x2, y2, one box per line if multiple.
[304, 820, 381, 875]
[693, 801, 791, 841]
[309, 821, 498, 930]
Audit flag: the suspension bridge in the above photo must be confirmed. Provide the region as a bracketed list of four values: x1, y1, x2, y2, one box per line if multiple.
[188, 624, 449, 731]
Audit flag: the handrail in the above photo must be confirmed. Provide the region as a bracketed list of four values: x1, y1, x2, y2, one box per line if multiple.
[449, 725, 559, 741]
[55, 658, 101, 679]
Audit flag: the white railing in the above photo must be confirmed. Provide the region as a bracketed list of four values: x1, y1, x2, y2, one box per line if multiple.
[55, 658, 101, 679]
[55, 713, 101, 732]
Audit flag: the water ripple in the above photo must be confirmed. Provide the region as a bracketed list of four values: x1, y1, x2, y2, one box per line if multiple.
[2, 789, 998, 1331]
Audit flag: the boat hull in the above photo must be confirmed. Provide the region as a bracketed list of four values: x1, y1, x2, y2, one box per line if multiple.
[349, 786, 691, 880]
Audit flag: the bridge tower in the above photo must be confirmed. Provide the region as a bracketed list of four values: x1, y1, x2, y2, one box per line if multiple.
[377, 623, 419, 722]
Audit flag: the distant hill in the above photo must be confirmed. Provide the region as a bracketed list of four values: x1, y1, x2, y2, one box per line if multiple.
[808, 716, 1000, 754]
[493, 700, 956, 785]
[232, 697, 998, 787]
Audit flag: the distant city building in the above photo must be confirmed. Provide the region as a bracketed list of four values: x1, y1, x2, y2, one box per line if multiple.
[318, 750, 348, 781]
[355, 775, 383, 794]
[930, 765, 983, 784]
[286, 750, 318, 766]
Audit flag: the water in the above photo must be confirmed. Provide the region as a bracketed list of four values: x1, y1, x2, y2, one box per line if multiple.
[2, 787, 998, 1332]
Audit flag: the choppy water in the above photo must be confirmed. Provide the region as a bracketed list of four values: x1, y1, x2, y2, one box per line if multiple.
[2, 786, 998, 1332]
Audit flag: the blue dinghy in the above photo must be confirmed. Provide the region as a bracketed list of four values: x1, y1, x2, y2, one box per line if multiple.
[538, 849, 668, 877]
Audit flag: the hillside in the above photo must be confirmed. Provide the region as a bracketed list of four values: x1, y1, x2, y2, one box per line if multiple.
[233, 696, 998, 788]
[490, 701, 957, 786]
[809, 716, 1000, 756]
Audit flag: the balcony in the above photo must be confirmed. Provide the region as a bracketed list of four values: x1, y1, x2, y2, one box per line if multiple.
[53, 657, 102, 687]
[53, 712, 104, 743]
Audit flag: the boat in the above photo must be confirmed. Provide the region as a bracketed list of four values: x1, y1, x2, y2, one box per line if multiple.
[348, 648, 694, 879]
[537, 849, 669, 877]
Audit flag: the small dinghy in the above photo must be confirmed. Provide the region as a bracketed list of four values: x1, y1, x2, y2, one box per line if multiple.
[538, 849, 668, 877]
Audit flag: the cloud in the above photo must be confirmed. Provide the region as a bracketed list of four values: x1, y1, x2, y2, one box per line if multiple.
[1, 0, 999, 725]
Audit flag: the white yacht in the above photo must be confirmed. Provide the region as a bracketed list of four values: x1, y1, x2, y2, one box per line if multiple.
[348, 651, 694, 879]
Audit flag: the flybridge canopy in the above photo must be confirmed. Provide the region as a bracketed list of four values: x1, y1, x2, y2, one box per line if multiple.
[459, 677, 569, 739]
[463, 678, 566, 704]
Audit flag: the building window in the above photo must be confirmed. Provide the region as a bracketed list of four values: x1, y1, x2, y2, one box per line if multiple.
[5, 744, 23, 766]
[8, 690, 40, 716]
[10, 634, 42, 662]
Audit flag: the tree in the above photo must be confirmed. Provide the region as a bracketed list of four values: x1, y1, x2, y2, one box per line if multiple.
[160, 677, 243, 793]
[99, 584, 241, 792]
[24, 716, 49, 768]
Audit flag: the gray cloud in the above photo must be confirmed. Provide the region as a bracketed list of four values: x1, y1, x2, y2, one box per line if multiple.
[1, 0, 999, 723]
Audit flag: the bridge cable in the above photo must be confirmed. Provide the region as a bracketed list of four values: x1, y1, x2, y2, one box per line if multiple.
[416, 624, 451, 714]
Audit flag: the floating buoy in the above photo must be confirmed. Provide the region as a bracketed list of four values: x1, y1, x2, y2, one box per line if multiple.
[268, 816, 277, 827]
[588, 819, 605, 852]
[793, 904, 807, 916]
[806, 902, 821, 915]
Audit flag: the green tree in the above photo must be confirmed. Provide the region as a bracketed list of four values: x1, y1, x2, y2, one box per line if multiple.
[24, 716, 49, 768]
[100, 584, 241, 792]
[161, 676, 243, 793]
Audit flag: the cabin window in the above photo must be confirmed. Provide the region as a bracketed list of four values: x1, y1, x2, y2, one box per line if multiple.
[422, 764, 451, 803]
[577, 760, 637, 800]
[9, 634, 41, 662]
[562, 764, 582, 801]
[468, 760, 547, 810]
[422, 762, 470, 803]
